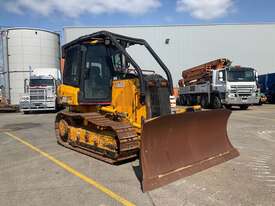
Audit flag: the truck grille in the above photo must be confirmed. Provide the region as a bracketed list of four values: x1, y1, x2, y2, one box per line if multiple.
[30, 89, 46, 101]
[230, 85, 253, 96]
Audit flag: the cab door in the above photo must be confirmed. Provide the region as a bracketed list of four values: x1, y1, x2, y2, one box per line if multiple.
[79, 44, 113, 104]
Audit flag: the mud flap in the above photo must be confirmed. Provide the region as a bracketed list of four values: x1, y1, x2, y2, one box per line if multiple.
[140, 109, 239, 192]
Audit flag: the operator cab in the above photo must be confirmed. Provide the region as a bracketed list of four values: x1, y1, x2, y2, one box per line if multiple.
[62, 31, 174, 116]
[63, 42, 115, 104]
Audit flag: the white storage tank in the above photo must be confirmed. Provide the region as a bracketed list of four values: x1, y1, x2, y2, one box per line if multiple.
[0, 28, 60, 105]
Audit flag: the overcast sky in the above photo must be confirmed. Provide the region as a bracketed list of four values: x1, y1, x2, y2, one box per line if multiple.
[0, 0, 275, 32]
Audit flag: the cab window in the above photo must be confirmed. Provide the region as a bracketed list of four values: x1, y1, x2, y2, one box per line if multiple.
[83, 44, 112, 101]
[63, 46, 80, 86]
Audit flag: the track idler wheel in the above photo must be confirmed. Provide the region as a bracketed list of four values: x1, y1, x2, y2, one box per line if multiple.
[58, 119, 69, 142]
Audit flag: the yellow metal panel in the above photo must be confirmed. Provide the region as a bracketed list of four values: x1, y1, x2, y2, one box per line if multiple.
[111, 79, 147, 130]
[59, 79, 147, 131]
[68, 126, 116, 152]
[58, 84, 79, 105]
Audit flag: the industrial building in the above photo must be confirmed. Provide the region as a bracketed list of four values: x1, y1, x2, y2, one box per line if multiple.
[64, 23, 275, 85]
[0, 28, 60, 105]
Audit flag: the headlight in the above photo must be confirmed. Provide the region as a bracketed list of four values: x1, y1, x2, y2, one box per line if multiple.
[228, 93, 236, 98]
[169, 96, 176, 108]
[21, 96, 30, 101]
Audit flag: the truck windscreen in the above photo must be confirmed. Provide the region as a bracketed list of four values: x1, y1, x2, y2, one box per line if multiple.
[30, 79, 54, 86]
[227, 68, 255, 82]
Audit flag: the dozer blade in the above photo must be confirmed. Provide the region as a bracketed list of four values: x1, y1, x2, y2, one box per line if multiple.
[140, 109, 239, 192]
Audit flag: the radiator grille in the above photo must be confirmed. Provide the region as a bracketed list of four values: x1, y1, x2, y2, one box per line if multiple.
[30, 89, 46, 101]
[230, 85, 253, 97]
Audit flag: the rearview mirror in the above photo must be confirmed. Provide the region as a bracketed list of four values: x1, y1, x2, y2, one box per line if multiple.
[218, 71, 224, 82]
[24, 78, 29, 93]
[255, 71, 259, 81]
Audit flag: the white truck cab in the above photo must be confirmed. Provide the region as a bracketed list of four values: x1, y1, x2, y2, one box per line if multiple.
[179, 66, 259, 110]
[19, 68, 61, 113]
[213, 67, 259, 109]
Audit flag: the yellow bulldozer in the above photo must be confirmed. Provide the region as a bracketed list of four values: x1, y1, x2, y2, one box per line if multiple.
[55, 31, 239, 192]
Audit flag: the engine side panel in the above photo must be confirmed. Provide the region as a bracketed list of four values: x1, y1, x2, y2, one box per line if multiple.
[58, 84, 79, 106]
[110, 79, 147, 129]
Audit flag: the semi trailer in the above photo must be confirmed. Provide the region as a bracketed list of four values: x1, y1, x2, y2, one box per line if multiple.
[178, 58, 259, 110]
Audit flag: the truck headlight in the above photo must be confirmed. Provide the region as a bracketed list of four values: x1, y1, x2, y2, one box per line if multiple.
[228, 93, 236, 98]
[21, 96, 30, 101]
[169, 96, 176, 108]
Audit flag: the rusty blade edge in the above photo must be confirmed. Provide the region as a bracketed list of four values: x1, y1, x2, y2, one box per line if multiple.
[142, 148, 239, 192]
[158, 150, 234, 178]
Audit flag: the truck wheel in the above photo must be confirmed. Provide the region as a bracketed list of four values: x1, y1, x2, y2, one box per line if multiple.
[211, 96, 222, 109]
[240, 105, 249, 110]
[186, 96, 192, 106]
[55, 99, 60, 112]
[176, 97, 181, 105]
[224, 105, 232, 110]
[200, 96, 209, 109]
[178, 95, 185, 105]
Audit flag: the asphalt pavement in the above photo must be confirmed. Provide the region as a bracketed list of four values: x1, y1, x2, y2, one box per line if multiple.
[0, 105, 275, 206]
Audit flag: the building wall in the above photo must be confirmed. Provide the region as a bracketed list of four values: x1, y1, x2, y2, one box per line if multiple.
[1, 28, 60, 104]
[64, 24, 275, 86]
